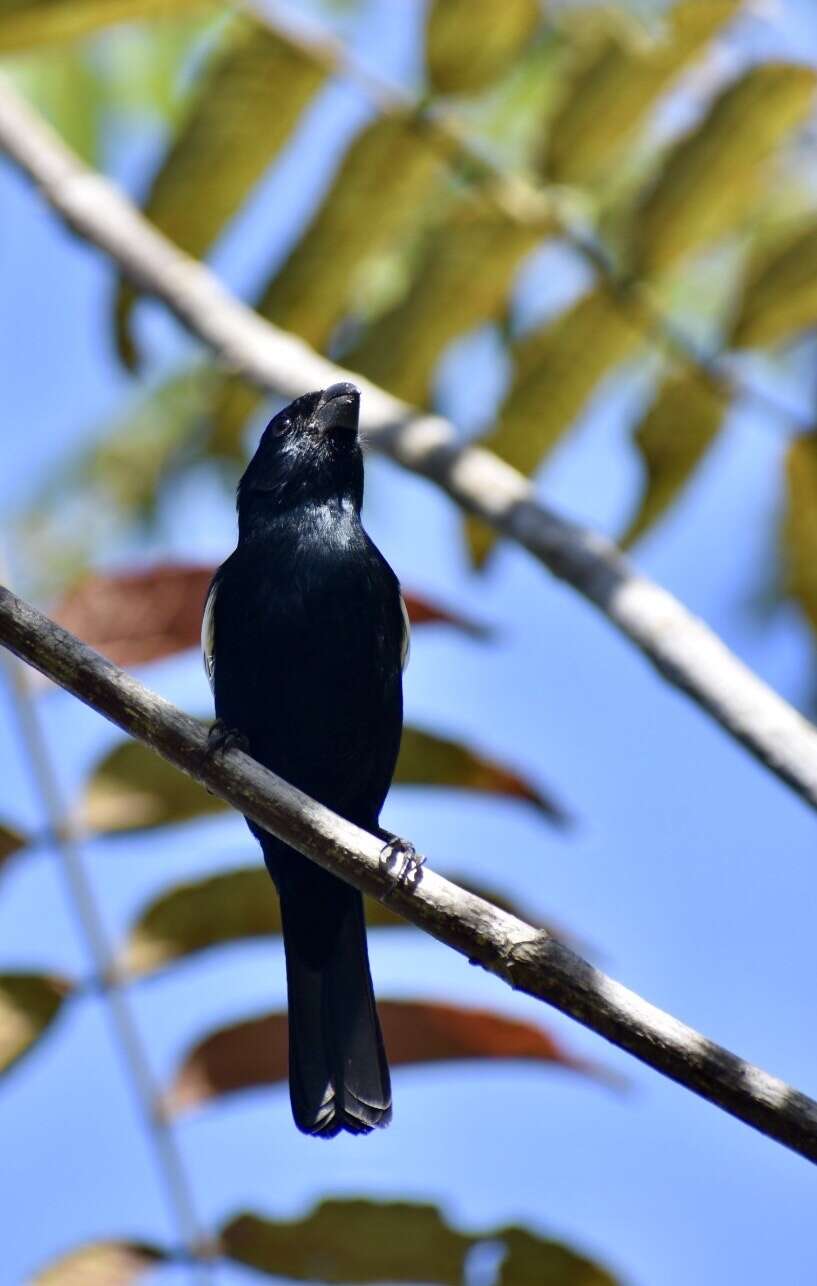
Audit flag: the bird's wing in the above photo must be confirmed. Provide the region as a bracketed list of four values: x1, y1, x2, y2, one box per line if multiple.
[399, 593, 411, 671]
[201, 578, 218, 692]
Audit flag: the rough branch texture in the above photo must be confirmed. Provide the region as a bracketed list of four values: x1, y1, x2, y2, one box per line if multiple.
[2, 80, 817, 811]
[1, 584, 816, 1165]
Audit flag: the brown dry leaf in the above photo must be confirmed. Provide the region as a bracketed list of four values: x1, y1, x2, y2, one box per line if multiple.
[0, 973, 71, 1078]
[0, 823, 27, 875]
[167, 998, 608, 1113]
[52, 563, 214, 668]
[33, 1241, 165, 1286]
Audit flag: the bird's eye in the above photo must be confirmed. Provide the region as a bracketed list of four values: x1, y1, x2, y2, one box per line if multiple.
[275, 417, 291, 436]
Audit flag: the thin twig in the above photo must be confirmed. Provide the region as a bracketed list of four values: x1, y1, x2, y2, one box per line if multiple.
[0, 651, 214, 1273]
[1, 585, 817, 1166]
[1, 80, 816, 810]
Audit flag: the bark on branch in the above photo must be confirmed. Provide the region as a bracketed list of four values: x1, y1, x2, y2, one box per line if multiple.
[1, 81, 817, 811]
[1, 583, 816, 1164]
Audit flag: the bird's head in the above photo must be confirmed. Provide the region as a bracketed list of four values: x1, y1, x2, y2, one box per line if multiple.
[237, 383, 363, 530]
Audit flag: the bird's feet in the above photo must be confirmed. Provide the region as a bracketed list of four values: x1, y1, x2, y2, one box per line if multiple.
[206, 718, 250, 756]
[378, 830, 425, 892]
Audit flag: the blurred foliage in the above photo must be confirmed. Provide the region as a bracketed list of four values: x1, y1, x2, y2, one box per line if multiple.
[6, 0, 817, 1279]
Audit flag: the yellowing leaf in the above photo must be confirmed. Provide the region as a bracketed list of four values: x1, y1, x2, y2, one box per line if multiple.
[543, 0, 740, 186]
[115, 17, 326, 366]
[632, 64, 817, 275]
[347, 205, 542, 403]
[167, 999, 608, 1113]
[621, 371, 727, 546]
[121, 866, 538, 978]
[6, 45, 103, 162]
[220, 1201, 619, 1285]
[425, 0, 540, 95]
[730, 216, 817, 349]
[0, 0, 208, 51]
[84, 721, 565, 836]
[250, 115, 446, 350]
[0, 973, 70, 1078]
[783, 434, 817, 638]
[33, 1241, 165, 1285]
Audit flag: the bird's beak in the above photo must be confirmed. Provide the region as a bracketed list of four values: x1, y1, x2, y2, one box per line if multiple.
[312, 382, 360, 434]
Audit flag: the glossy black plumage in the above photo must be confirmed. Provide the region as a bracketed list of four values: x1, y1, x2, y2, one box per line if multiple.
[203, 384, 404, 1136]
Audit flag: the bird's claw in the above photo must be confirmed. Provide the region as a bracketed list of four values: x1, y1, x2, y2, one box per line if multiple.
[206, 718, 250, 756]
[379, 833, 425, 892]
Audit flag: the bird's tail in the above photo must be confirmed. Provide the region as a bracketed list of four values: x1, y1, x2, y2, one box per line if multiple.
[277, 869, 392, 1137]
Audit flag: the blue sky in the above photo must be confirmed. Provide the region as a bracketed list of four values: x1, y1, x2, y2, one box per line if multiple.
[2, 2, 817, 1283]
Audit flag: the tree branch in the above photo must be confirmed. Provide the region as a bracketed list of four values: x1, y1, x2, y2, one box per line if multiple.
[1, 583, 816, 1165]
[2, 79, 817, 813]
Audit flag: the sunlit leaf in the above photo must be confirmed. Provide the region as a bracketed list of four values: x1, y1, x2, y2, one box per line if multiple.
[425, 0, 540, 95]
[0, 823, 27, 875]
[395, 726, 566, 821]
[729, 216, 817, 349]
[21, 368, 214, 585]
[621, 371, 727, 546]
[120, 866, 538, 978]
[0, 973, 70, 1078]
[782, 434, 817, 639]
[167, 999, 607, 1113]
[115, 16, 326, 367]
[85, 722, 558, 834]
[6, 45, 103, 162]
[543, 0, 740, 185]
[478, 287, 642, 479]
[220, 1199, 619, 1285]
[632, 64, 817, 275]
[247, 115, 446, 350]
[32, 1242, 165, 1285]
[347, 205, 542, 403]
[0, 0, 208, 51]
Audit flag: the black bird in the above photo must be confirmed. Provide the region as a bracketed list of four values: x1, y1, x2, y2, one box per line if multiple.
[201, 383, 409, 1137]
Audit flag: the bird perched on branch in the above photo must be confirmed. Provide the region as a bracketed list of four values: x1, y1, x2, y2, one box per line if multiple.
[202, 383, 412, 1137]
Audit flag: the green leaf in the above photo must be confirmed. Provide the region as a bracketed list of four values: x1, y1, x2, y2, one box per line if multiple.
[248, 115, 446, 350]
[621, 371, 727, 547]
[425, 0, 540, 96]
[481, 287, 642, 477]
[782, 434, 817, 638]
[22, 367, 214, 584]
[0, 973, 70, 1078]
[115, 16, 326, 367]
[5, 44, 103, 161]
[167, 999, 608, 1113]
[84, 722, 565, 834]
[220, 1199, 620, 1284]
[346, 204, 542, 403]
[543, 0, 740, 186]
[0, 823, 27, 876]
[632, 64, 817, 276]
[729, 216, 817, 349]
[0, 0, 209, 51]
[32, 1242, 165, 1285]
[120, 866, 538, 978]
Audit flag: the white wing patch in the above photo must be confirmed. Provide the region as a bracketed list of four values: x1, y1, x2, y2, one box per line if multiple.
[399, 593, 411, 672]
[201, 580, 217, 692]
